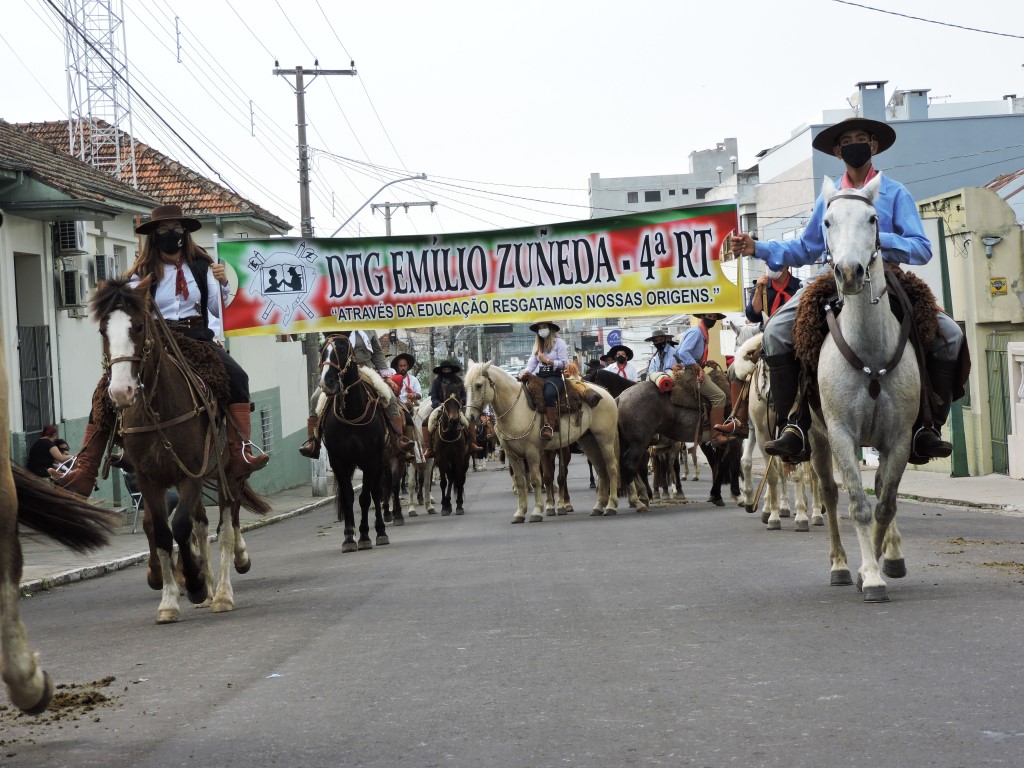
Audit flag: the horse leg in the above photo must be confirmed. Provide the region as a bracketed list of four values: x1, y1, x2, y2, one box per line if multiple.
[527, 448, 545, 522]
[171, 490, 208, 606]
[557, 449, 573, 514]
[185, 482, 214, 609]
[874, 446, 910, 579]
[440, 470, 452, 516]
[426, 458, 437, 515]
[542, 452, 556, 517]
[373, 480, 390, 547]
[792, 463, 811, 533]
[358, 479, 376, 549]
[455, 461, 466, 515]
[507, 453, 528, 523]
[809, 429, 851, 588]
[338, 468, 359, 553]
[406, 463, 420, 517]
[689, 445, 700, 481]
[231, 493, 251, 572]
[810, 468, 825, 526]
[136, 477, 183, 622]
[741, 433, 756, 513]
[763, 456, 783, 529]
[211, 495, 236, 613]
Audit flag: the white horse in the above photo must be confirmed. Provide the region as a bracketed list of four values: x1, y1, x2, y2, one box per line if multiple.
[811, 175, 919, 602]
[405, 398, 437, 516]
[736, 333, 824, 532]
[464, 362, 620, 522]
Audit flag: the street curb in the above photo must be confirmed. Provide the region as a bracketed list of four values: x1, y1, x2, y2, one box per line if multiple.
[868, 487, 1024, 515]
[20, 495, 334, 595]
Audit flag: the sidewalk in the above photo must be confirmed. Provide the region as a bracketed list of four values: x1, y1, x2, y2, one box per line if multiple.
[18, 467, 1023, 592]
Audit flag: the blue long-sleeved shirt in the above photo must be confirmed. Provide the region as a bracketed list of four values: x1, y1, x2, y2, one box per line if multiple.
[753, 174, 930, 270]
[647, 343, 689, 375]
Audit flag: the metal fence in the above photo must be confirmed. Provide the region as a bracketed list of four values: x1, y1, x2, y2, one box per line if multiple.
[16, 325, 54, 449]
[986, 332, 1011, 475]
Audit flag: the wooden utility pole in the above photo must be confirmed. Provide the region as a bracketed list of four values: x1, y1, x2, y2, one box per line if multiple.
[275, 63, 356, 495]
[370, 200, 437, 236]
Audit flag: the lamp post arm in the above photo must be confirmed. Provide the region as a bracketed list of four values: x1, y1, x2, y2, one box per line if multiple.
[329, 173, 427, 237]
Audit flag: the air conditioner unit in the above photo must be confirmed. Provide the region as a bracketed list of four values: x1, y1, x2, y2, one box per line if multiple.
[93, 254, 117, 283]
[59, 253, 89, 273]
[59, 269, 89, 308]
[54, 220, 87, 255]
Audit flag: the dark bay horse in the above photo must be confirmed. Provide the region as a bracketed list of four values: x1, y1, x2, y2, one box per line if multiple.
[96, 277, 270, 623]
[318, 334, 392, 550]
[433, 395, 469, 515]
[1, 325, 117, 713]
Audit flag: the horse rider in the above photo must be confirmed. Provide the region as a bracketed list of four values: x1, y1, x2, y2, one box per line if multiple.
[729, 115, 964, 464]
[422, 359, 481, 458]
[517, 321, 570, 441]
[51, 204, 269, 496]
[298, 330, 414, 460]
[391, 351, 422, 439]
[712, 264, 803, 443]
[605, 344, 639, 382]
[655, 316, 728, 435]
[645, 326, 684, 375]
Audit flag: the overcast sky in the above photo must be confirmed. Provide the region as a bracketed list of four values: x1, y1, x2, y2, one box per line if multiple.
[2, 0, 1021, 239]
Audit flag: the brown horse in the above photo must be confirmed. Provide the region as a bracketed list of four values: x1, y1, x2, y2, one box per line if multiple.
[94, 277, 270, 623]
[1, 330, 117, 713]
[432, 395, 469, 515]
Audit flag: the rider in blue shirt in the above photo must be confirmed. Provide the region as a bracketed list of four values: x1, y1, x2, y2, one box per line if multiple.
[646, 319, 728, 430]
[730, 116, 964, 464]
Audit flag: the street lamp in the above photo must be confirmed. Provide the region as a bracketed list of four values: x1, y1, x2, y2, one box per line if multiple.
[329, 173, 427, 237]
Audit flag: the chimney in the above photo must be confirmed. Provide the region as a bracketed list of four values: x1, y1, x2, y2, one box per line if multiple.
[855, 80, 888, 120]
[905, 89, 930, 120]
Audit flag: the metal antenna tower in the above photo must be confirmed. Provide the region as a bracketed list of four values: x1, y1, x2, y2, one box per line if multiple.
[63, 0, 138, 187]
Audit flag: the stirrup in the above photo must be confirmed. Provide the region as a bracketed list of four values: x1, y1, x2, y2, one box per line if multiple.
[765, 423, 808, 460]
[713, 417, 747, 437]
[541, 424, 554, 440]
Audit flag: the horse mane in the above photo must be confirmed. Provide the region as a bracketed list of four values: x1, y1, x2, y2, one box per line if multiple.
[90, 276, 148, 323]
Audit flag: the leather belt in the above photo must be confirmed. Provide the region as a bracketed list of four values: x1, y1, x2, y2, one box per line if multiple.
[165, 316, 204, 330]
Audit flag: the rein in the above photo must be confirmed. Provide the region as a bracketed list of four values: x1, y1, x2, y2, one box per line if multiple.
[823, 192, 887, 306]
[323, 337, 383, 427]
[472, 371, 536, 442]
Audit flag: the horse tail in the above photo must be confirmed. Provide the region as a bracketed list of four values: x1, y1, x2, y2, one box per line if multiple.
[619, 426, 637, 485]
[13, 465, 118, 553]
[237, 481, 272, 517]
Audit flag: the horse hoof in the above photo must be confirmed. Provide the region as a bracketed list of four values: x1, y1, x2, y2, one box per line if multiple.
[529, 514, 544, 522]
[744, 505, 755, 514]
[511, 516, 525, 524]
[709, 497, 724, 507]
[766, 519, 781, 531]
[883, 558, 907, 579]
[690, 477, 699, 482]
[235, 555, 251, 575]
[147, 569, 163, 591]
[383, 511, 393, 523]
[545, 508, 556, 517]
[590, 508, 603, 516]
[603, 508, 617, 516]
[156, 609, 179, 624]
[342, 541, 358, 553]
[455, 507, 465, 515]
[794, 520, 810, 533]
[589, 481, 596, 489]
[779, 509, 791, 518]
[427, 508, 437, 515]
[830, 569, 853, 586]
[393, 517, 405, 527]
[20, 672, 54, 716]
[377, 535, 390, 546]
[211, 597, 234, 613]
[863, 586, 890, 602]
[636, 505, 648, 513]
[760, 511, 770, 524]
[441, 508, 451, 517]
[358, 540, 373, 550]
[187, 585, 209, 605]
[812, 516, 825, 526]
[408, 510, 418, 517]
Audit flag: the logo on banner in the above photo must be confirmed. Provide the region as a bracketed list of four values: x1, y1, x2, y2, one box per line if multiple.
[607, 329, 622, 349]
[245, 242, 319, 326]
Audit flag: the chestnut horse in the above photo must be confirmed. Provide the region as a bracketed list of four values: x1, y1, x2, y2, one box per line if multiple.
[95, 277, 270, 623]
[1, 329, 116, 713]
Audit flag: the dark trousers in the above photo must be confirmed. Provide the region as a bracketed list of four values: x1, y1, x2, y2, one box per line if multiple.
[538, 372, 564, 406]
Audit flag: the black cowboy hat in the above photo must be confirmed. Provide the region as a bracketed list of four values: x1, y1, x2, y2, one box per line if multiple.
[598, 353, 613, 364]
[811, 116, 896, 155]
[607, 344, 634, 360]
[528, 321, 561, 334]
[391, 352, 416, 369]
[695, 312, 727, 321]
[135, 204, 202, 235]
[644, 326, 672, 342]
[432, 359, 462, 374]
[585, 358, 604, 370]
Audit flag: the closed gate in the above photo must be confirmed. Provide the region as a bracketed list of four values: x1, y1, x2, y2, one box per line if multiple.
[17, 324, 54, 446]
[986, 332, 1011, 475]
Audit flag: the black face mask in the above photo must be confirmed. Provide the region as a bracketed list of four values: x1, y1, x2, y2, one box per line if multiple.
[155, 230, 184, 255]
[704, 319, 718, 329]
[615, 356, 627, 364]
[654, 341, 666, 351]
[839, 143, 872, 169]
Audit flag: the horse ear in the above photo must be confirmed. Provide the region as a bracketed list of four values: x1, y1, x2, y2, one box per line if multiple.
[863, 173, 883, 201]
[134, 274, 153, 295]
[821, 175, 837, 204]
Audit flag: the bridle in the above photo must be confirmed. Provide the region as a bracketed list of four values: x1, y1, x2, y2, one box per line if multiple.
[465, 368, 535, 441]
[321, 334, 382, 427]
[823, 192, 887, 306]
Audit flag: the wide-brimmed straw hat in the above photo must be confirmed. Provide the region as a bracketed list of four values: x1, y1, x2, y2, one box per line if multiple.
[644, 327, 672, 342]
[528, 321, 561, 334]
[607, 344, 634, 360]
[811, 116, 896, 155]
[433, 359, 462, 374]
[391, 352, 416, 369]
[135, 204, 202, 235]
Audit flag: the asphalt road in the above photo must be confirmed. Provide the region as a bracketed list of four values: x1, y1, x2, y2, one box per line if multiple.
[5, 459, 1024, 768]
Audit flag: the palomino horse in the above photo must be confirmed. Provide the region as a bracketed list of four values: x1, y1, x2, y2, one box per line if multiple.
[433, 395, 469, 515]
[318, 334, 393, 551]
[98, 277, 270, 623]
[465, 362, 620, 522]
[810, 175, 919, 602]
[735, 333, 824, 531]
[0, 331, 116, 713]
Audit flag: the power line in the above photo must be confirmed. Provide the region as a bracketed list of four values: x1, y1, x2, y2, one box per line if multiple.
[831, 1, 1024, 39]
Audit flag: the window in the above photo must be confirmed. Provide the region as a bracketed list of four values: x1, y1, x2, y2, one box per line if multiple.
[627, 191, 638, 204]
[681, 188, 689, 194]
[696, 187, 711, 200]
[668, 189, 675, 196]
[644, 191, 661, 203]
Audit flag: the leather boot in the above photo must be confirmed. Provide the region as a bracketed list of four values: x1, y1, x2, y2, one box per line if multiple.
[762, 352, 811, 463]
[227, 403, 270, 477]
[542, 407, 559, 440]
[713, 379, 749, 442]
[909, 358, 958, 464]
[48, 422, 106, 497]
[392, 414, 416, 460]
[468, 422, 483, 453]
[298, 416, 320, 459]
[422, 425, 434, 459]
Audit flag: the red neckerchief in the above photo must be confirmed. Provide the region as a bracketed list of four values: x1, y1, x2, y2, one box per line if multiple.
[840, 164, 878, 190]
[162, 255, 189, 299]
[768, 277, 793, 316]
[698, 323, 709, 364]
[616, 363, 628, 378]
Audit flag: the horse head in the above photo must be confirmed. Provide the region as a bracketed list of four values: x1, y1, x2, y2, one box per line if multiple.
[821, 173, 884, 298]
[319, 334, 353, 396]
[464, 361, 497, 418]
[94, 275, 155, 409]
[439, 395, 463, 438]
